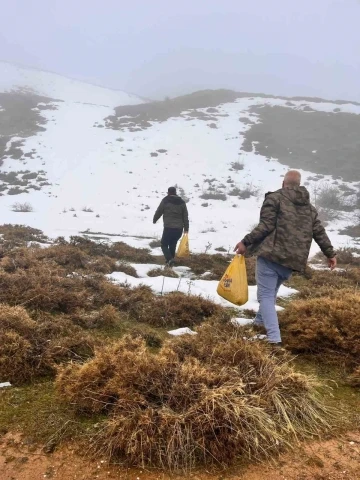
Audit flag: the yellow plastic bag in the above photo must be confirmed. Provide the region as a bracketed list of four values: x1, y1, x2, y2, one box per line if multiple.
[176, 233, 190, 258]
[217, 255, 248, 306]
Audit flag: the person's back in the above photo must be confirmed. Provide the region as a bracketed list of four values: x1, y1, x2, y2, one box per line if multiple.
[160, 194, 188, 230]
[153, 187, 189, 266]
[234, 170, 336, 347]
[245, 185, 333, 271]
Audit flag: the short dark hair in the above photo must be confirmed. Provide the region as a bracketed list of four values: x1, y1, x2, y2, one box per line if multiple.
[168, 186, 177, 195]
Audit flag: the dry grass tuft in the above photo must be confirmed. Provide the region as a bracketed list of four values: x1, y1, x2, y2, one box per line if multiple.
[0, 224, 49, 249]
[348, 367, 360, 387]
[147, 267, 179, 278]
[0, 304, 95, 384]
[280, 293, 360, 374]
[56, 323, 334, 471]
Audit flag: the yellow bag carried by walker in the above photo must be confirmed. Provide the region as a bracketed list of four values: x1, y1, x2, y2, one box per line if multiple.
[217, 255, 248, 306]
[176, 233, 190, 258]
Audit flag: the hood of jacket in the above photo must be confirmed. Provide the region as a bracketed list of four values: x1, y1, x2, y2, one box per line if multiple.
[164, 195, 185, 205]
[269, 186, 310, 206]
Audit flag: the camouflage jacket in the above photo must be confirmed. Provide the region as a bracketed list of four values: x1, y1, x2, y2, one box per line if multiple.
[242, 186, 335, 272]
[153, 195, 189, 231]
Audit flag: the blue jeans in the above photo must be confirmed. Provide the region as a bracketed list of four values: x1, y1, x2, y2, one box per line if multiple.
[254, 257, 292, 343]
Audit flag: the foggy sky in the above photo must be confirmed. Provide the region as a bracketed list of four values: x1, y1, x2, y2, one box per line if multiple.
[1, 0, 359, 101]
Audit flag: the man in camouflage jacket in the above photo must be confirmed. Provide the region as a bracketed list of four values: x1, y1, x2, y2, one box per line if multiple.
[153, 186, 189, 266]
[235, 170, 336, 346]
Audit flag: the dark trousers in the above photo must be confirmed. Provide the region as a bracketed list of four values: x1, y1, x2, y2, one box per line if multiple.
[161, 228, 183, 262]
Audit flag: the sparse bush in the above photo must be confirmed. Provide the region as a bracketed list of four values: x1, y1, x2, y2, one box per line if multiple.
[0, 224, 48, 248]
[73, 305, 122, 330]
[280, 292, 360, 371]
[8, 187, 26, 195]
[314, 184, 344, 210]
[11, 202, 33, 212]
[0, 304, 95, 384]
[200, 192, 227, 201]
[331, 247, 360, 266]
[82, 206, 94, 213]
[149, 239, 162, 248]
[231, 161, 244, 171]
[57, 325, 333, 470]
[340, 224, 360, 238]
[228, 184, 259, 199]
[114, 261, 138, 277]
[175, 185, 190, 203]
[147, 267, 178, 278]
[228, 187, 242, 196]
[22, 172, 38, 180]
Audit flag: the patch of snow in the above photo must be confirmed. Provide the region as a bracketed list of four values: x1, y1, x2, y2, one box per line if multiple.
[309, 264, 345, 272]
[168, 327, 197, 336]
[231, 317, 253, 326]
[107, 271, 297, 311]
[0, 382, 11, 388]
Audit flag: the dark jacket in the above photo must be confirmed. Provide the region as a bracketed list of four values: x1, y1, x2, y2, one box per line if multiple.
[153, 195, 189, 231]
[242, 186, 335, 272]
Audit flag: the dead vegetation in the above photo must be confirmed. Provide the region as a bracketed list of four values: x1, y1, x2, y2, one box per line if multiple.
[147, 267, 179, 278]
[280, 292, 360, 378]
[0, 224, 359, 472]
[0, 304, 95, 385]
[56, 323, 334, 471]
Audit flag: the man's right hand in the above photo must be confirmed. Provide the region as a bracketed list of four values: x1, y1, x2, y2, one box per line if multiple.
[328, 257, 337, 270]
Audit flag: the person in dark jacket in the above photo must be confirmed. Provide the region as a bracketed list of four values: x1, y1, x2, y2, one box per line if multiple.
[234, 170, 336, 346]
[153, 186, 189, 266]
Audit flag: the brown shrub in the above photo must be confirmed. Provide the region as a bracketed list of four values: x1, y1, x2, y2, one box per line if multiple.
[0, 267, 90, 313]
[280, 293, 360, 366]
[63, 236, 155, 265]
[113, 261, 138, 277]
[110, 241, 154, 263]
[313, 247, 360, 266]
[0, 247, 35, 272]
[181, 253, 230, 277]
[147, 267, 178, 278]
[87, 280, 221, 328]
[37, 244, 89, 269]
[144, 292, 221, 328]
[290, 268, 360, 299]
[71, 305, 122, 329]
[0, 331, 35, 384]
[57, 325, 333, 471]
[0, 304, 95, 385]
[88, 257, 117, 274]
[0, 224, 48, 249]
[348, 367, 360, 387]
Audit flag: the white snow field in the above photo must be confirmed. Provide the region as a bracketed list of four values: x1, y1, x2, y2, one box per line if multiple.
[0, 63, 359, 257]
[0, 61, 143, 107]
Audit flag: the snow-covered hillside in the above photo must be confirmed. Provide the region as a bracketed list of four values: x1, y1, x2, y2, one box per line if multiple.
[0, 68, 359, 256]
[0, 62, 143, 106]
